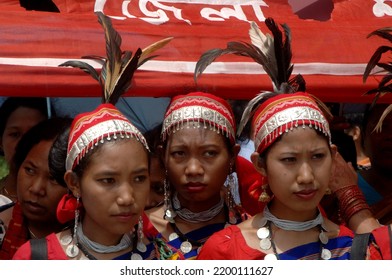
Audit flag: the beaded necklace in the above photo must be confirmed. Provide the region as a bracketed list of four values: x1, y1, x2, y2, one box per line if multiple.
[167, 204, 231, 255]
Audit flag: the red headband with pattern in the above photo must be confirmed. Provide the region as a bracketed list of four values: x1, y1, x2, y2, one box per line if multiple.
[161, 92, 236, 145]
[66, 103, 149, 170]
[252, 92, 331, 154]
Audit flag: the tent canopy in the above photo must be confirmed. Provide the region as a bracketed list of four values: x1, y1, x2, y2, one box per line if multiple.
[0, 0, 391, 103]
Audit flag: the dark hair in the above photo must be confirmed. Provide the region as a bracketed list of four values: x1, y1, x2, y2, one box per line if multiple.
[144, 123, 163, 156]
[12, 117, 73, 184]
[331, 129, 358, 170]
[228, 99, 251, 142]
[48, 125, 72, 188]
[0, 97, 54, 138]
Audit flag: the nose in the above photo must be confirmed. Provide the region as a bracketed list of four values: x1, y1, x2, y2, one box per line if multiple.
[184, 157, 204, 177]
[297, 162, 314, 184]
[116, 183, 135, 206]
[29, 176, 46, 197]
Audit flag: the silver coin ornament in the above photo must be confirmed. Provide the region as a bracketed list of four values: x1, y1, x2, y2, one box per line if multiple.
[180, 241, 193, 254]
[321, 248, 332, 260]
[257, 227, 270, 239]
[319, 231, 329, 245]
[165, 209, 177, 222]
[259, 238, 272, 250]
[168, 232, 179, 241]
[66, 244, 79, 258]
[264, 253, 278, 260]
[131, 253, 143, 260]
[60, 234, 72, 246]
[137, 242, 147, 253]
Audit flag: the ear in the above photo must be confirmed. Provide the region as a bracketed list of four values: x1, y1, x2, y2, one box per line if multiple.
[64, 170, 81, 198]
[330, 144, 338, 158]
[251, 152, 267, 177]
[352, 125, 361, 141]
[231, 143, 240, 160]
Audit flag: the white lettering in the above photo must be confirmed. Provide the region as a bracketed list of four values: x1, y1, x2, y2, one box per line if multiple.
[373, 0, 392, 17]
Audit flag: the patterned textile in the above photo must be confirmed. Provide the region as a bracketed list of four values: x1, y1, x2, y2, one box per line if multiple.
[252, 92, 330, 154]
[141, 213, 233, 260]
[197, 224, 383, 260]
[161, 92, 236, 145]
[12, 233, 141, 260]
[0, 202, 29, 260]
[66, 103, 149, 171]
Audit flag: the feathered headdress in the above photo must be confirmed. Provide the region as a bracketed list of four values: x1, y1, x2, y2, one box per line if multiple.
[194, 18, 331, 136]
[363, 26, 392, 132]
[60, 11, 173, 104]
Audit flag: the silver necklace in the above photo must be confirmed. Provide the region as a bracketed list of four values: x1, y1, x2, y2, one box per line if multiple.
[258, 207, 331, 260]
[76, 222, 133, 253]
[172, 193, 224, 223]
[263, 205, 325, 231]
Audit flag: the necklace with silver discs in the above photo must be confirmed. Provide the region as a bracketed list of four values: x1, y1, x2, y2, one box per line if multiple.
[257, 206, 332, 260]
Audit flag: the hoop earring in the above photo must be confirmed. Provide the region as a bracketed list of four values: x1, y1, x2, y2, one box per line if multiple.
[163, 171, 176, 223]
[66, 196, 80, 258]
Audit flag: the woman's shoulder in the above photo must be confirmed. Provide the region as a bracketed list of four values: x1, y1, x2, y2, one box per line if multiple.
[12, 232, 68, 260]
[198, 223, 263, 260]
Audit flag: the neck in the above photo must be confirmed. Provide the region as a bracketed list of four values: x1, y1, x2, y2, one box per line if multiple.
[28, 221, 63, 239]
[268, 201, 319, 222]
[175, 192, 222, 213]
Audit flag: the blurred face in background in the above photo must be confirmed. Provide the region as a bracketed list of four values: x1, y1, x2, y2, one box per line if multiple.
[1, 107, 46, 163]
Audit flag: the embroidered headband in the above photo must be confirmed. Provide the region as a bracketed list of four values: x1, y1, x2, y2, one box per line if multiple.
[252, 92, 331, 154]
[161, 92, 236, 145]
[66, 103, 149, 171]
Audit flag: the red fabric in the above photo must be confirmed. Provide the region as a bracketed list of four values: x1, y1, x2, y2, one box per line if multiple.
[372, 225, 392, 260]
[0, 1, 391, 103]
[197, 224, 383, 260]
[12, 232, 67, 260]
[162, 92, 236, 145]
[56, 193, 81, 224]
[235, 156, 266, 216]
[252, 92, 329, 154]
[0, 202, 28, 260]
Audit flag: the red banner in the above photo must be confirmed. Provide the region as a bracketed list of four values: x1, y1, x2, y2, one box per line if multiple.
[0, 0, 391, 103]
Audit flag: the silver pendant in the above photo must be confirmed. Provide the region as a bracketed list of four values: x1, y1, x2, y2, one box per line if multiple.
[137, 242, 147, 253]
[168, 232, 179, 241]
[257, 227, 270, 239]
[264, 253, 278, 260]
[165, 209, 177, 222]
[180, 241, 193, 254]
[131, 253, 143, 260]
[321, 248, 332, 260]
[60, 234, 72, 246]
[259, 238, 272, 250]
[66, 244, 79, 258]
[319, 231, 329, 245]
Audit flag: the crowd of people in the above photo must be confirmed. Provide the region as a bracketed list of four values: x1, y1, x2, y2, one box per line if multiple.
[0, 12, 391, 260]
[0, 90, 391, 260]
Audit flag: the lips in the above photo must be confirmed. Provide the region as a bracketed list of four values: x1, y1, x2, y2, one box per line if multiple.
[294, 189, 317, 200]
[112, 212, 135, 222]
[184, 182, 207, 193]
[23, 201, 46, 215]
